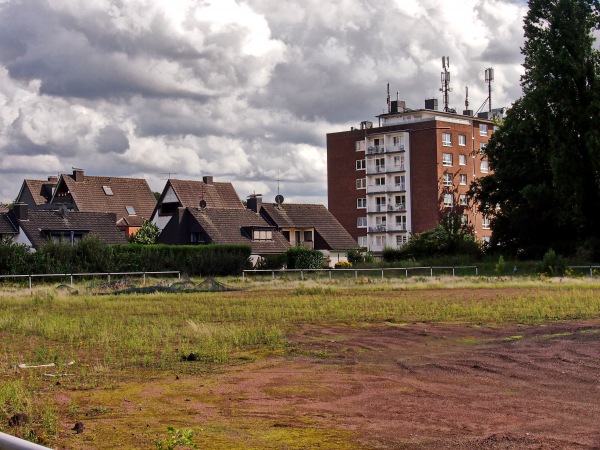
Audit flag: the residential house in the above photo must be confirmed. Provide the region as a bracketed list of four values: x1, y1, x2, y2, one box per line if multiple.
[156, 206, 290, 261]
[2, 203, 127, 250]
[15, 176, 59, 210]
[327, 95, 495, 253]
[19, 169, 157, 237]
[247, 195, 358, 266]
[151, 176, 243, 230]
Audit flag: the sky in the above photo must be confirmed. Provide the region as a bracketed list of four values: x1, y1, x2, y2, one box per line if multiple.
[0, 0, 529, 206]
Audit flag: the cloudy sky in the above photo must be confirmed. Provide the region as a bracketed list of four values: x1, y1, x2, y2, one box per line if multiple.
[0, 0, 528, 205]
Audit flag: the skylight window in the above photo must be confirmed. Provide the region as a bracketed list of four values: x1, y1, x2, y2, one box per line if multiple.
[126, 206, 136, 215]
[102, 186, 114, 196]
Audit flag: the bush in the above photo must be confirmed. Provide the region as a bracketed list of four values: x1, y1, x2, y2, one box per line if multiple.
[255, 254, 286, 270]
[286, 247, 323, 269]
[495, 255, 506, 275]
[334, 261, 352, 269]
[347, 248, 374, 264]
[0, 238, 32, 275]
[537, 248, 566, 276]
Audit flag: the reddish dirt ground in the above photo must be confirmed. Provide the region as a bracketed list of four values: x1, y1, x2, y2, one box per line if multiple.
[210, 321, 600, 449]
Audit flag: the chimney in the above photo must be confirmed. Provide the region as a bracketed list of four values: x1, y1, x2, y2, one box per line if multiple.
[48, 176, 58, 182]
[73, 168, 84, 182]
[425, 98, 438, 111]
[13, 202, 28, 220]
[202, 176, 213, 185]
[246, 194, 262, 213]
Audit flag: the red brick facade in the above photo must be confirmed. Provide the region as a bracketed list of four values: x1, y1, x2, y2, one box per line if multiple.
[327, 110, 493, 251]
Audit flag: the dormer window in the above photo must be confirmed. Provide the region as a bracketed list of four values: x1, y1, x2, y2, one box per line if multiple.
[102, 186, 114, 196]
[252, 230, 273, 241]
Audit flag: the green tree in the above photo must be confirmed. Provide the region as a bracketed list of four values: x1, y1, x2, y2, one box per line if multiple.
[130, 220, 160, 244]
[471, 0, 600, 257]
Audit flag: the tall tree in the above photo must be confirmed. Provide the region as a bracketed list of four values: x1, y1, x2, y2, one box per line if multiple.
[472, 0, 600, 257]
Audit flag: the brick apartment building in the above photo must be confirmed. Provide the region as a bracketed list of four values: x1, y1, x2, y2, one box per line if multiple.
[327, 99, 495, 253]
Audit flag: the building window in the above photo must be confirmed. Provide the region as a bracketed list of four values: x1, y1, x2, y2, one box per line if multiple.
[396, 235, 407, 246]
[442, 153, 453, 166]
[375, 177, 385, 186]
[482, 216, 491, 229]
[443, 173, 453, 186]
[375, 235, 385, 246]
[459, 174, 467, 185]
[459, 154, 467, 166]
[375, 196, 386, 212]
[480, 142, 487, 151]
[461, 214, 469, 225]
[442, 133, 452, 146]
[356, 178, 366, 189]
[375, 157, 385, 172]
[458, 134, 466, 146]
[482, 235, 491, 243]
[395, 215, 406, 231]
[356, 141, 365, 152]
[443, 193, 453, 207]
[126, 206, 136, 215]
[480, 160, 489, 173]
[459, 194, 467, 206]
[395, 195, 406, 210]
[304, 231, 313, 242]
[190, 231, 205, 243]
[356, 159, 366, 170]
[357, 217, 367, 228]
[358, 236, 368, 247]
[253, 230, 273, 241]
[102, 186, 114, 196]
[393, 155, 404, 169]
[357, 198, 367, 208]
[393, 136, 404, 150]
[479, 124, 488, 136]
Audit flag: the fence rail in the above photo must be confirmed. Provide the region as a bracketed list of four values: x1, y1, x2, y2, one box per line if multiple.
[0, 271, 181, 294]
[243, 266, 479, 281]
[565, 265, 600, 277]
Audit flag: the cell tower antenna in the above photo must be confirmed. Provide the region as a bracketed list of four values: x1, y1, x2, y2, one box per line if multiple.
[485, 67, 494, 112]
[465, 86, 469, 110]
[440, 56, 452, 113]
[386, 83, 391, 113]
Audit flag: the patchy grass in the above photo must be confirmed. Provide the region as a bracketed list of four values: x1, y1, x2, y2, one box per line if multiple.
[1, 277, 600, 448]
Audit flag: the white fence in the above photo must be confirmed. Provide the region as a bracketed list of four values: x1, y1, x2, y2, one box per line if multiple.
[243, 266, 479, 281]
[0, 271, 181, 294]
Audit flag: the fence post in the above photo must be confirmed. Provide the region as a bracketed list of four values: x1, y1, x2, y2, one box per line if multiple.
[591, 266, 593, 278]
[453, 267, 455, 277]
[107, 273, 111, 283]
[329, 270, 332, 280]
[381, 269, 384, 280]
[272, 270, 275, 281]
[355, 270, 358, 279]
[475, 266, 478, 276]
[405, 268, 408, 277]
[29, 275, 32, 295]
[242, 271, 245, 281]
[430, 267, 433, 277]
[143, 273, 146, 286]
[70, 274, 73, 285]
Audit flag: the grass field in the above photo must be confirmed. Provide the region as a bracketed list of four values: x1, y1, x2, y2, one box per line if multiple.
[1, 276, 600, 448]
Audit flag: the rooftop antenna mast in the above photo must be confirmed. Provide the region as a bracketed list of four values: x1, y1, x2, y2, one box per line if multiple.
[386, 83, 391, 113]
[465, 86, 469, 110]
[440, 56, 452, 113]
[485, 67, 494, 112]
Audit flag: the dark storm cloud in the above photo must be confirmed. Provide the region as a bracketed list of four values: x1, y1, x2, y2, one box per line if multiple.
[96, 125, 130, 154]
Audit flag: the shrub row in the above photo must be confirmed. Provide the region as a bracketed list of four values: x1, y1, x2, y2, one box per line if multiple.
[0, 238, 252, 276]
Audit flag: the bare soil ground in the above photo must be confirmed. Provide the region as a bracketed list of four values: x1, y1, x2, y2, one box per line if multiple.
[62, 320, 600, 449]
[201, 321, 600, 449]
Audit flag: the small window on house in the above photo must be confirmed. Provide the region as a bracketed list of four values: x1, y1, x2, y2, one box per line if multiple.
[443, 173, 453, 186]
[282, 230, 290, 241]
[459, 194, 468, 206]
[304, 231, 313, 242]
[357, 198, 367, 208]
[355, 141, 366, 152]
[459, 154, 467, 166]
[356, 178, 366, 189]
[253, 230, 273, 241]
[358, 236, 368, 247]
[482, 216, 491, 229]
[375, 177, 385, 186]
[396, 235, 407, 246]
[442, 133, 452, 146]
[126, 206, 136, 215]
[479, 124, 488, 136]
[190, 232, 205, 243]
[356, 159, 366, 170]
[459, 174, 467, 185]
[357, 217, 367, 228]
[102, 186, 114, 196]
[461, 214, 469, 225]
[458, 134, 466, 146]
[442, 153, 453, 166]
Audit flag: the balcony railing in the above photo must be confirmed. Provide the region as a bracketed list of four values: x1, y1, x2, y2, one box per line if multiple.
[366, 165, 386, 174]
[394, 183, 406, 191]
[368, 225, 387, 232]
[367, 146, 385, 155]
[388, 145, 405, 152]
[390, 203, 406, 211]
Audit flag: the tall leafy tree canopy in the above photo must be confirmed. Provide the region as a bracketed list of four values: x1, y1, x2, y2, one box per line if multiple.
[472, 0, 600, 257]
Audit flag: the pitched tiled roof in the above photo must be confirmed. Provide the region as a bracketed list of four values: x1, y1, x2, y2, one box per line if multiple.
[55, 173, 156, 221]
[168, 179, 243, 209]
[187, 207, 290, 254]
[0, 213, 18, 234]
[0, 204, 8, 213]
[20, 179, 55, 205]
[261, 203, 358, 250]
[15, 210, 128, 249]
[116, 215, 146, 227]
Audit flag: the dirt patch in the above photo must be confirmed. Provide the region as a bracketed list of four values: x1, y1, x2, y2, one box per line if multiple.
[206, 321, 600, 449]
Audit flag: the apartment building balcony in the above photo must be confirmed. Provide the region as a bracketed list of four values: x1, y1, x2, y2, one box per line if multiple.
[368, 225, 387, 233]
[386, 145, 405, 154]
[393, 183, 406, 191]
[367, 203, 406, 214]
[367, 146, 385, 155]
[367, 184, 387, 194]
[366, 165, 387, 175]
[386, 165, 405, 173]
[389, 224, 408, 232]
